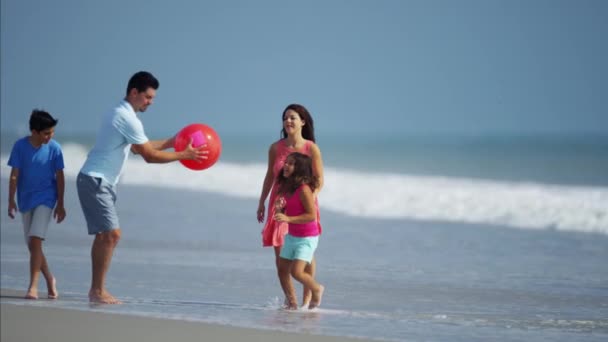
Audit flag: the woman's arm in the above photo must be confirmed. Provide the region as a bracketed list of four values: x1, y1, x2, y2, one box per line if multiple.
[257, 143, 277, 222]
[310, 143, 324, 195]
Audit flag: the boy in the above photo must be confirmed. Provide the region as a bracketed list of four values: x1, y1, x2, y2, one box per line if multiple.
[7, 109, 66, 299]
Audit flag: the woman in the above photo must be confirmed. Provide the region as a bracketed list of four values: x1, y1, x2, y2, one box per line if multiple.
[257, 104, 324, 308]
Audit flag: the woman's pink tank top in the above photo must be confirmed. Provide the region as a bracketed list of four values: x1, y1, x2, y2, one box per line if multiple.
[272, 139, 312, 179]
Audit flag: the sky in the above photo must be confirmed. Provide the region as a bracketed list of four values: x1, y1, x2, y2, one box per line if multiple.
[1, 0, 607, 141]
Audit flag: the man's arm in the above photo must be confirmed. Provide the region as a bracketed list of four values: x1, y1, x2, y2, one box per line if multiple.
[131, 139, 208, 164]
[147, 136, 175, 151]
[131, 137, 175, 154]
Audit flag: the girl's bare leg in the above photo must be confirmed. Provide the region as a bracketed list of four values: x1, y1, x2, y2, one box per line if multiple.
[291, 260, 324, 309]
[301, 257, 316, 307]
[278, 258, 297, 309]
[273, 246, 288, 306]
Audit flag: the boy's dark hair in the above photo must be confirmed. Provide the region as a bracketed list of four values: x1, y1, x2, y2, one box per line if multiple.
[277, 152, 319, 195]
[126, 71, 159, 96]
[29, 109, 58, 131]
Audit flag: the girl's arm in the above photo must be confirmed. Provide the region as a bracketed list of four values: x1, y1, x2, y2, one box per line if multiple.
[310, 143, 324, 195]
[257, 143, 277, 222]
[54, 169, 66, 223]
[7, 168, 18, 219]
[275, 185, 316, 224]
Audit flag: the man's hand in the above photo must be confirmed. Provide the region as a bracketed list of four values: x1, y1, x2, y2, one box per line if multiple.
[183, 138, 209, 162]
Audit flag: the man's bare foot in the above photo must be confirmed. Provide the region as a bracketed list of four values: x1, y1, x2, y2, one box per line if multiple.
[24, 289, 38, 300]
[47, 277, 58, 299]
[308, 285, 324, 310]
[89, 290, 122, 304]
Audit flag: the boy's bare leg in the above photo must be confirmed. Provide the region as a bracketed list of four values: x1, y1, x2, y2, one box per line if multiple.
[278, 258, 297, 309]
[25, 237, 44, 299]
[89, 229, 122, 304]
[39, 249, 58, 298]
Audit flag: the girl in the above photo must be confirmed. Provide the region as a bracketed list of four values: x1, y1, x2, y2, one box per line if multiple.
[273, 152, 324, 310]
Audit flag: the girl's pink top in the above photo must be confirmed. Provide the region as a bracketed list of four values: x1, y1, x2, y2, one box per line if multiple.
[284, 185, 320, 237]
[261, 139, 322, 246]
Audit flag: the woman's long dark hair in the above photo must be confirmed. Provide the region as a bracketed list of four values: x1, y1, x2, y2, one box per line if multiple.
[280, 104, 316, 142]
[276, 152, 319, 195]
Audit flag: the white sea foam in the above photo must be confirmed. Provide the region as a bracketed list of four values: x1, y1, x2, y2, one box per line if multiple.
[2, 142, 607, 234]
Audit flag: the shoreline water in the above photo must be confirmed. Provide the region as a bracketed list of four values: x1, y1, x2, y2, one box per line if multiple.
[2, 148, 607, 235]
[1, 289, 372, 342]
[1, 135, 608, 341]
[2, 179, 608, 341]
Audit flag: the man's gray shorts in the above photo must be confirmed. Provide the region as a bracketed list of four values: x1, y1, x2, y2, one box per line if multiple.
[77, 173, 120, 235]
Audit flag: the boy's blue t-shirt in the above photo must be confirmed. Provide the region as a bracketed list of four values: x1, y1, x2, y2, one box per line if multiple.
[79, 100, 149, 185]
[7, 137, 65, 212]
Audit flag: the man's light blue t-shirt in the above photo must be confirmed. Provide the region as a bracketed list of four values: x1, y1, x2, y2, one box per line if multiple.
[80, 100, 148, 185]
[7, 137, 65, 212]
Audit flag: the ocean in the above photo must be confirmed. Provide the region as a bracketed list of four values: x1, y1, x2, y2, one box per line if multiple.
[1, 132, 607, 341]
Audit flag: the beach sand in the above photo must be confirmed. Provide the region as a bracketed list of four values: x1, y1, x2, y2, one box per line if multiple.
[1, 289, 370, 342]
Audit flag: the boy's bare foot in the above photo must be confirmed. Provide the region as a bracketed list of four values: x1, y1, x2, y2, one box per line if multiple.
[47, 277, 58, 299]
[308, 285, 324, 310]
[24, 289, 38, 300]
[89, 290, 122, 304]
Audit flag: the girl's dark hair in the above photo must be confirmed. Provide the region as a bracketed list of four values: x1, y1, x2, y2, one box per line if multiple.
[29, 109, 58, 131]
[126, 71, 159, 96]
[277, 152, 319, 195]
[280, 103, 316, 142]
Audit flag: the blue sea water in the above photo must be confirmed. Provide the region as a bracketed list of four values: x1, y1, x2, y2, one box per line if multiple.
[1, 133, 607, 341]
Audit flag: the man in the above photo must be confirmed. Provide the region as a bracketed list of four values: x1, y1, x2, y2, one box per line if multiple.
[77, 71, 207, 304]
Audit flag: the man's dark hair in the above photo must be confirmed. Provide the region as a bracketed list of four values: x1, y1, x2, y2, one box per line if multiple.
[126, 71, 159, 96]
[29, 109, 58, 131]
